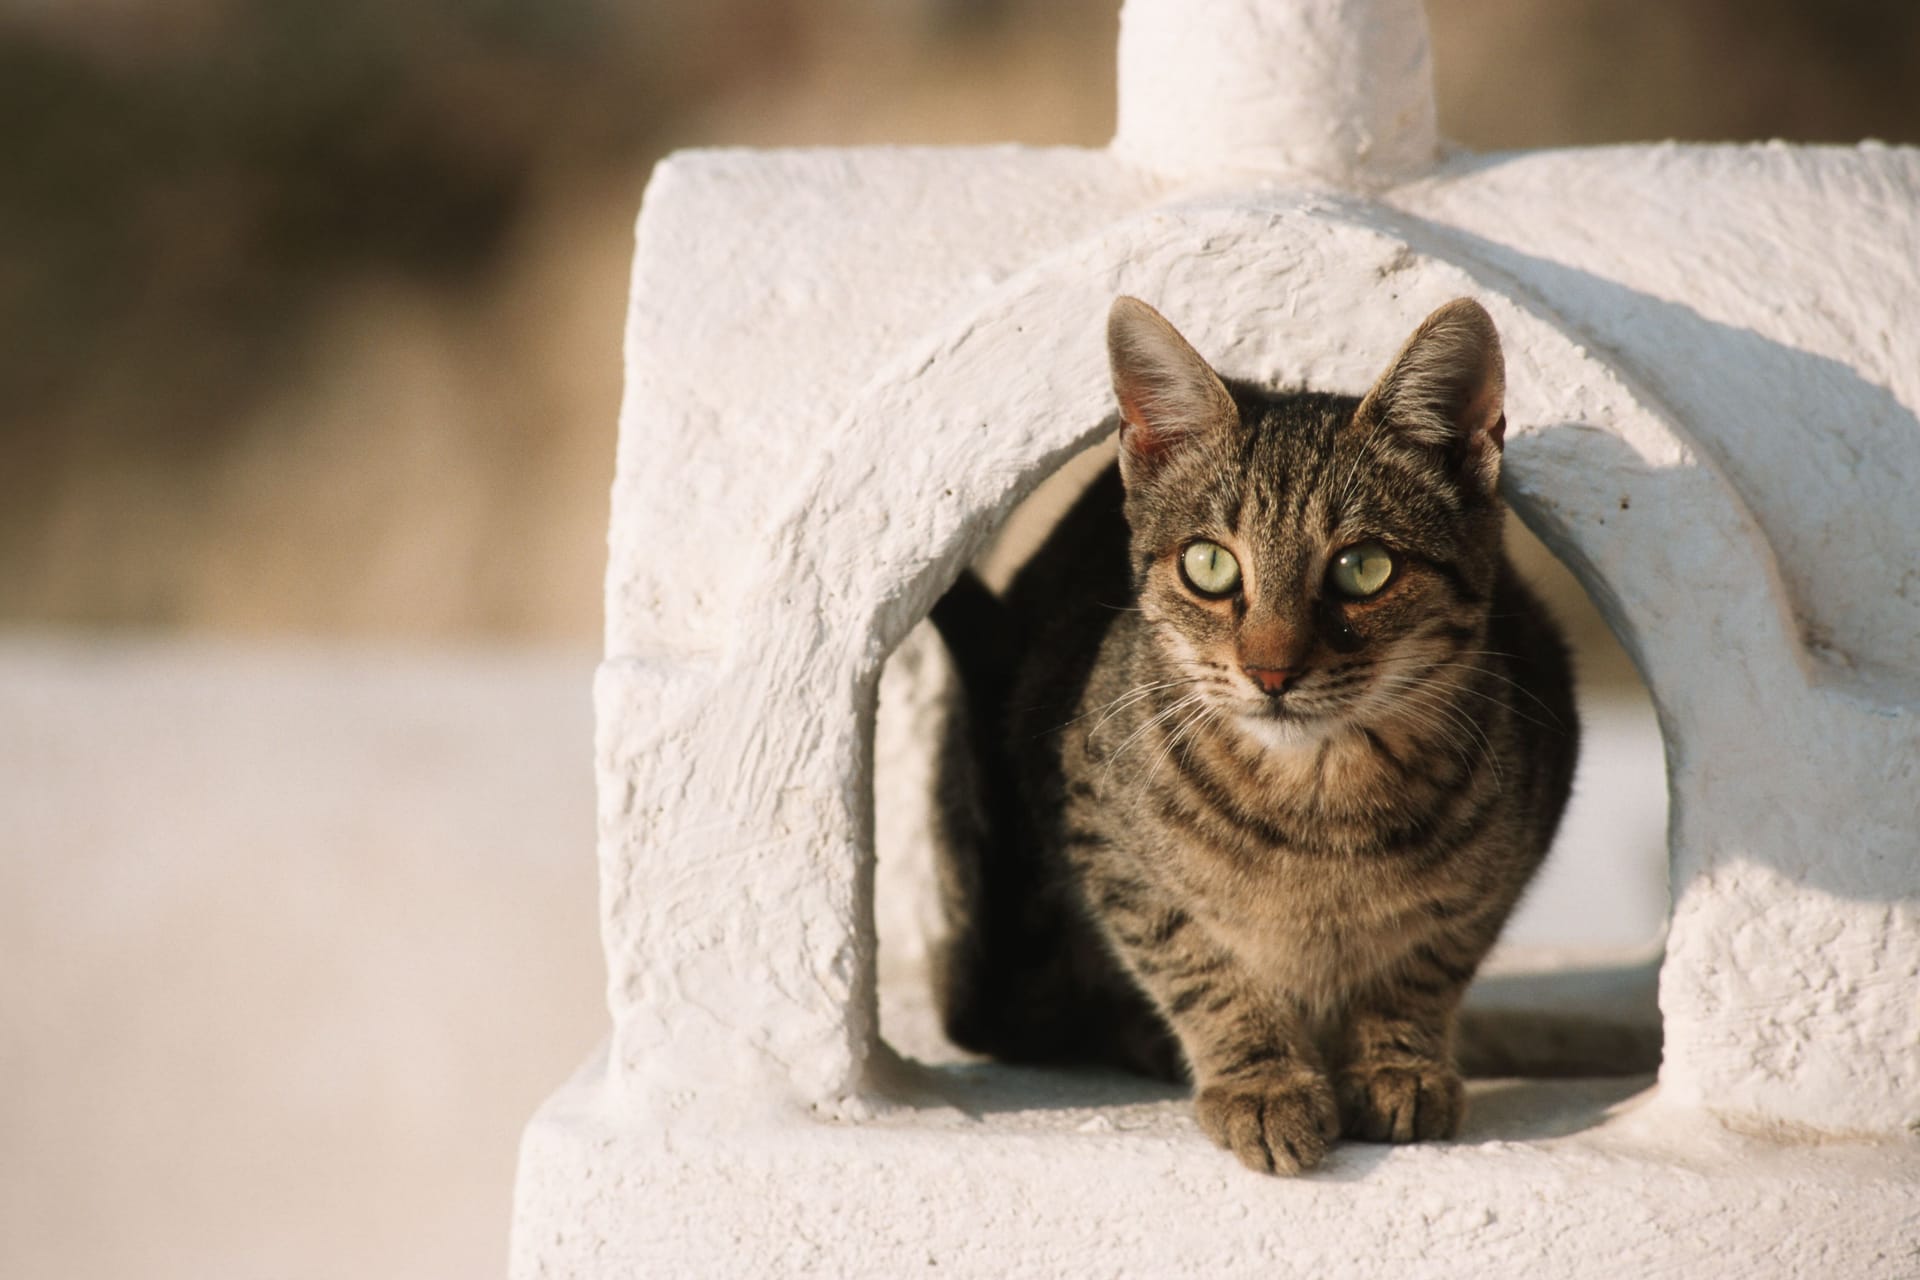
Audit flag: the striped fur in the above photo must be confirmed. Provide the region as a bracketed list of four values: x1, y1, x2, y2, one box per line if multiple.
[933, 297, 1577, 1175]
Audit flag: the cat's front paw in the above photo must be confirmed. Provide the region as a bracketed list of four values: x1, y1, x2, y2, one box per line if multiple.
[1194, 1075, 1339, 1175]
[1336, 1061, 1463, 1142]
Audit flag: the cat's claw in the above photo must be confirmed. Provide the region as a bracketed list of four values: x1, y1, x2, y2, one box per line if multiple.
[1336, 1061, 1463, 1142]
[1194, 1076, 1340, 1175]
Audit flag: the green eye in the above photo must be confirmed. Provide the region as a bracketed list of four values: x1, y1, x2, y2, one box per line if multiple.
[1181, 540, 1241, 596]
[1329, 541, 1396, 598]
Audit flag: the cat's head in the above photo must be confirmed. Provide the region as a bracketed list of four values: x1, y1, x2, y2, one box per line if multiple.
[1107, 295, 1509, 746]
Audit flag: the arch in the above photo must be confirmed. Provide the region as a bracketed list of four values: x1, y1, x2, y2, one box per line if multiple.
[755, 197, 1798, 1087]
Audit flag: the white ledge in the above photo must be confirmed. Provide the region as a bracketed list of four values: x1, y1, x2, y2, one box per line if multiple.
[513, 1045, 1918, 1278]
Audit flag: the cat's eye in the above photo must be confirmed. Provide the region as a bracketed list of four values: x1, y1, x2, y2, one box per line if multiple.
[1329, 541, 1396, 598]
[1180, 540, 1241, 597]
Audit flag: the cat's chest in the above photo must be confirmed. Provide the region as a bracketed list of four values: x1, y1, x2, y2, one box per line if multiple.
[1109, 728, 1449, 986]
[1184, 844, 1422, 985]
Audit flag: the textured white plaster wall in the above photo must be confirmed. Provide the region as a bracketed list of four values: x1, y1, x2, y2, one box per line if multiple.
[596, 161, 1919, 1132]
[1115, 0, 1437, 183]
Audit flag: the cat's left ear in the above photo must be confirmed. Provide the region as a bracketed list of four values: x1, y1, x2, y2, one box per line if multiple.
[1356, 298, 1506, 493]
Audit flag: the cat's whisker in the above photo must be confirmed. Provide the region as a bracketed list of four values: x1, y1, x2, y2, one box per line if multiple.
[1149, 697, 1220, 786]
[1101, 698, 1202, 790]
[1103, 691, 1209, 778]
[1371, 685, 1479, 778]
[1417, 667, 1567, 734]
[1392, 706, 1483, 787]
[1372, 663, 1489, 769]
[1423, 656, 1572, 727]
[1390, 676, 1505, 791]
[1086, 678, 1198, 722]
[1389, 643, 1562, 737]
[1175, 706, 1225, 778]
[1071, 677, 1207, 738]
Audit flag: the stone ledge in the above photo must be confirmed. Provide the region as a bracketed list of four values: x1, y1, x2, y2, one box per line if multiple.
[512, 1047, 1919, 1279]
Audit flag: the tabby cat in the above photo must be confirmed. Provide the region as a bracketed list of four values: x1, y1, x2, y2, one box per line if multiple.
[931, 296, 1578, 1175]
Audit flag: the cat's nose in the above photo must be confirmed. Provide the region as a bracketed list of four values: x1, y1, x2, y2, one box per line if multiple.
[1243, 665, 1296, 696]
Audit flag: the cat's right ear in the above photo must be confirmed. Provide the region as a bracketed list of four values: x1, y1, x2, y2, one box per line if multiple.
[1108, 296, 1238, 483]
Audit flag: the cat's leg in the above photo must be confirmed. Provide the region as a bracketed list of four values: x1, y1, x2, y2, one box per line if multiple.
[1088, 876, 1338, 1174]
[1333, 958, 1471, 1142]
[1186, 1002, 1341, 1175]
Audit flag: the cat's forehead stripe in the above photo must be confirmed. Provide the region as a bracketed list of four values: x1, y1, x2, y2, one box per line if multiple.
[1232, 400, 1340, 554]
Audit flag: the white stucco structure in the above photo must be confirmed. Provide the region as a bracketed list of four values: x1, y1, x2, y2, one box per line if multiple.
[512, 1, 1920, 1272]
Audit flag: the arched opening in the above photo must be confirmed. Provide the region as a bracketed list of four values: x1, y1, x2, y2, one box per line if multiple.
[872, 429, 1671, 1099]
[790, 199, 1829, 1124]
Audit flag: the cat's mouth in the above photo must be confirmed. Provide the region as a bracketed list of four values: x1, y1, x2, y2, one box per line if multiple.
[1235, 681, 1325, 719]
[1230, 666, 1375, 731]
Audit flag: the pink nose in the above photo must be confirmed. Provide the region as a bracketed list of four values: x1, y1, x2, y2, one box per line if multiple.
[1244, 666, 1295, 696]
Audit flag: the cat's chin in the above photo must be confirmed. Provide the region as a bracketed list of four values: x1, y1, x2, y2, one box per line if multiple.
[1230, 709, 1336, 753]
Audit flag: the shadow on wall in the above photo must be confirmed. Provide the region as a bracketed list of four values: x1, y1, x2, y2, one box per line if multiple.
[1429, 235, 1920, 908]
[1422, 204, 1920, 680]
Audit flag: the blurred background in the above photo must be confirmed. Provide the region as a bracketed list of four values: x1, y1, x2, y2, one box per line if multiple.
[5, 0, 1920, 639]
[3, 2, 1917, 1278]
